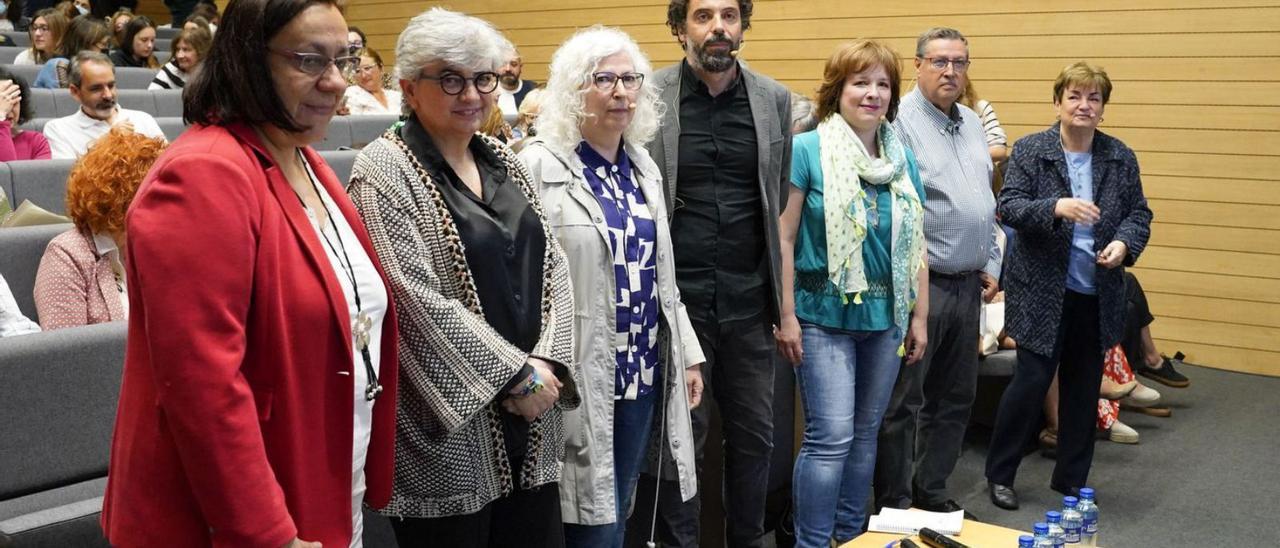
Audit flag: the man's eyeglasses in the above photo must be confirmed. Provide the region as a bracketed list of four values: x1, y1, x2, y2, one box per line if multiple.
[921, 57, 970, 73]
[417, 71, 500, 96]
[270, 48, 360, 79]
[591, 71, 644, 91]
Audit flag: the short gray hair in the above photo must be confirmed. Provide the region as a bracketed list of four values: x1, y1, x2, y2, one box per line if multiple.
[535, 26, 662, 155]
[395, 7, 513, 115]
[789, 92, 816, 133]
[69, 51, 114, 89]
[915, 27, 968, 58]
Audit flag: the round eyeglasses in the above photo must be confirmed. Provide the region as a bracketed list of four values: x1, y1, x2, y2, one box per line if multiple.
[417, 71, 500, 95]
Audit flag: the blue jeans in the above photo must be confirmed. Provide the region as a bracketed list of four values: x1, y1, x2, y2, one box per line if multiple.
[564, 389, 658, 548]
[792, 325, 902, 546]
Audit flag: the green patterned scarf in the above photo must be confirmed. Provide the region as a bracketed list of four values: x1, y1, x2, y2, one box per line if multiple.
[817, 114, 926, 334]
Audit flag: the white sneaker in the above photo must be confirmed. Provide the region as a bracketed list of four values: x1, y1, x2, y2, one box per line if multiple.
[1121, 382, 1161, 407]
[1108, 420, 1140, 444]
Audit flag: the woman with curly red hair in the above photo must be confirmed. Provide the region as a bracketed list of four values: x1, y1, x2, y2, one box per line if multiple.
[32, 127, 165, 330]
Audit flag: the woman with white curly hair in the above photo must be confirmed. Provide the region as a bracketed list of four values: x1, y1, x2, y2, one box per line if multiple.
[517, 25, 705, 548]
[346, 7, 578, 547]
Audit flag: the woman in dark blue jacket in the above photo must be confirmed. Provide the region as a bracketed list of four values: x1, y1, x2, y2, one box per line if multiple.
[985, 61, 1152, 511]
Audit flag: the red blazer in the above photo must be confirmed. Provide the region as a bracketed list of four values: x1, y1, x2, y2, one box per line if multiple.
[101, 123, 399, 547]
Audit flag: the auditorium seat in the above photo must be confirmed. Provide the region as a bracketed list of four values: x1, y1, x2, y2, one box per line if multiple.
[315, 115, 352, 151]
[6, 160, 74, 215]
[0, 321, 125, 548]
[4, 64, 41, 86]
[2, 31, 30, 47]
[28, 88, 58, 119]
[114, 89, 156, 114]
[0, 223, 72, 323]
[156, 117, 187, 141]
[154, 38, 171, 53]
[348, 115, 398, 149]
[18, 117, 50, 133]
[154, 27, 179, 40]
[114, 67, 157, 90]
[320, 149, 359, 186]
[152, 89, 183, 118]
[0, 46, 24, 64]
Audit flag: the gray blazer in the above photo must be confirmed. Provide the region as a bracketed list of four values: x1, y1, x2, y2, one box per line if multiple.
[648, 62, 793, 324]
[520, 139, 703, 525]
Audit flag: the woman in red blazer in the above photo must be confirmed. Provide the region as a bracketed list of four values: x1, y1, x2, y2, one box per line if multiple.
[100, 1, 397, 546]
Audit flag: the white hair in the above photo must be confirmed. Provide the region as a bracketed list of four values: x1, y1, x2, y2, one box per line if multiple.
[534, 26, 662, 155]
[395, 8, 514, 116]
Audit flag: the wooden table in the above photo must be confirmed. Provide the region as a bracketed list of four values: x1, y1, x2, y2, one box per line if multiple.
[842, 519, 1029, 547]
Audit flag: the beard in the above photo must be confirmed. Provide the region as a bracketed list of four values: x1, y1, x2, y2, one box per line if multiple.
[499, 72, 520, 87]
[690, 32, 738, 73]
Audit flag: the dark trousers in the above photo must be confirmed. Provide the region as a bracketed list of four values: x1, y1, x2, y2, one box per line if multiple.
[390, 483, 565, 548]
[642, 312, 776, 547]
[986, 290, 1105, 490]
[875, 272, 982, 508]
[1120, 272, 1155, 369]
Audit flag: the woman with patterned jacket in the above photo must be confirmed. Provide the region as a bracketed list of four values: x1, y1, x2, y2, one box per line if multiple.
[346, 8, 578, 547]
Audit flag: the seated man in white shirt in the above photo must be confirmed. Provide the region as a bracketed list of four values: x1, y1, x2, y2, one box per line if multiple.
[43, 52, 167, 160]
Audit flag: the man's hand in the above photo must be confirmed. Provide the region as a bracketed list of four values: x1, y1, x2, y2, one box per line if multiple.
[1096, 240, 1128, 269]
[904, 313, 928, 365]
[979, 272, 999, 303]
[685, 363, 704, 409]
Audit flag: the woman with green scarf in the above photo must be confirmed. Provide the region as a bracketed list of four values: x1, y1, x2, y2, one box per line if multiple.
[776, 39, 929, 545]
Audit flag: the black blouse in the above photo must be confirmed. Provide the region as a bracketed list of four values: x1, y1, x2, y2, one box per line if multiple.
[400, 116, 547, 461]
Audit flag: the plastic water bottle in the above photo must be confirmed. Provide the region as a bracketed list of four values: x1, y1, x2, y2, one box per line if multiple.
[1045, 511, 1065, 547]
[1078, 488, 1099, 546]
[1062, 496, 1083, 544]
[1019, 534, 1035, 547]
[1033, 522, 1053, 548]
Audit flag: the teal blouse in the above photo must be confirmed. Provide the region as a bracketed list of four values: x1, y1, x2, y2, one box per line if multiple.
[790, 129, 925, 332]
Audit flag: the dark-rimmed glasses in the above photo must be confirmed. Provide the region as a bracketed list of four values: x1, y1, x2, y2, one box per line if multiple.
[270, 48, 360, 79]
[591, 71, 644, 91]
[417, 71, 500, 96]
[920, 57, 970, 73]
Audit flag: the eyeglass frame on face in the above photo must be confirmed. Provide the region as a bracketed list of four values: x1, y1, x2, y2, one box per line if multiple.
[416, 70, 500, 96]
[590, 71, 644, 92]
[919, 56, 971, 73]
[354, 63, 380, 76]
[31, 24, 50, 33]
[269, 48, 360, 79]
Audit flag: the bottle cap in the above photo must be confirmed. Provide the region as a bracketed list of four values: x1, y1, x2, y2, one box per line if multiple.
[1079, 487, 1095, 499]
[1046, 510, 1062, 522]
[1064, 495, 1079, 506]
[1034, 523, 1049, 534]
[1019, 535, 1034, 546]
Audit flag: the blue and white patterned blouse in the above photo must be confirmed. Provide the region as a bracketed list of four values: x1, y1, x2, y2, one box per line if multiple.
[578, 142, 660, 400]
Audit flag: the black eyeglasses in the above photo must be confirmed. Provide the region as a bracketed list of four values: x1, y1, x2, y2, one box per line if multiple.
[591, 71, 644, 91]
[920, 56, 970, 73]
[417, 71, 500, 96]
[270, 48, 360, 79]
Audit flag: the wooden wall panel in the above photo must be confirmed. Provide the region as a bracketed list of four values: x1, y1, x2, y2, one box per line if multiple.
[347, 0, 1280, 375]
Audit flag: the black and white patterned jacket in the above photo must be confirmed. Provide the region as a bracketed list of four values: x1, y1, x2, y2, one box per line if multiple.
[347, 131, 578, 518]
[999, 124, 1153, 358]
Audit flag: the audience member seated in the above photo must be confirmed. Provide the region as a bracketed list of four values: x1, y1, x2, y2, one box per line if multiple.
[108, 15, 159, 69]
[0, 272, 41, 337]
[58, 0, 87, 20]
[346, 24, 365, 53]
[1123, 271, 1191, 388]
[12, 7, 68, 65]
[44, 51, 165, 159]
[341, 47, 400, 115]
[190, 1, 219, 33]
[109, 8, 133, 49]
[149, 26, 211, 90]
[509, 86, 542, 145]
[0, 0, 23, 32]
[0, 67, 52, 160]
[33, 14, 111, 88]
[959, 79, 1009, 170]
[32, 126, 164, 330]
[182, 14, 213, 36]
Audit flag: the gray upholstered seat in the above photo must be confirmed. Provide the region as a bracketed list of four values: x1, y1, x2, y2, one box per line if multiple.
[114, 89, 156, 115]
[156, 116, 187, 141]
[4, 64, 42, 88]
[154, 27, 179, 40]
[0, 222, 73, 322]
[319, 149, 360, 187]
[314, 116, 352, 151]
[3, 31, 30, 47]
[27, 88, 58, 119]
[348, 115, 398, 150]
[7, 159, 73, 215]
[0, 46, 24, 64]
[154, 38, 171, 52]
[114, 67, 158, 90]
[0, 321, 126, 548]
[152, 89, 183, 117]
[18, 117, 50, 133]
[978, 348, 1018, 377]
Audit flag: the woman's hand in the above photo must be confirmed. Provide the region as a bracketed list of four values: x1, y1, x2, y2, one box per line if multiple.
[0, 81, 19, 121]
[685, 363, 704, 409]
[502, 357, 562, 422]
[1054, 198, 1100, 225]
[1096, 240, 1128, 269]
[775, 314, 804, 366]
[281, 538, 321, 548]
[905, 313, 928, 365]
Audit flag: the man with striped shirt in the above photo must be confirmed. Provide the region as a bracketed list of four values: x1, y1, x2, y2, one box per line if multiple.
[875, 27, 1002, 518]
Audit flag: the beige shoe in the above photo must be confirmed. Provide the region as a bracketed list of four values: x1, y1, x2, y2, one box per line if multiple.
[1100, 378, 1137, 400]
[1121, 382, 1161, 407]
[1108, 420, 1140, 444]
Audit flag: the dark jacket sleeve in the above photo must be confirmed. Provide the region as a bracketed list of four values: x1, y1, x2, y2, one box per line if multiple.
[1112, 147, 1153, 266]
[997, 134, 1060, 236]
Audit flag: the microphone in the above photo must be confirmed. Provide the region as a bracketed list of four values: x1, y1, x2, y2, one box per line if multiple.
[919, 528, 970, 548]
[628, 103, 637, 109]
[730, 41, 744, 57]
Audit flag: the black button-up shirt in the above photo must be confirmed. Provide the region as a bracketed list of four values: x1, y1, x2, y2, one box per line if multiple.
[401, 117, 545, 461]
[672, 60, 767, 324]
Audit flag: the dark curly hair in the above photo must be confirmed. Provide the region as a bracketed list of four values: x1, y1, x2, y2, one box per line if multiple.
[666, 0, 753, 39]
[0, 67, 36, 125]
